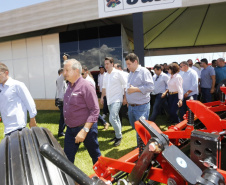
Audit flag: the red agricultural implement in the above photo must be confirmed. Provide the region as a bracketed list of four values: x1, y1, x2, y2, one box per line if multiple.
[88, 87, 226, 185]
[2, 86, 226, 185]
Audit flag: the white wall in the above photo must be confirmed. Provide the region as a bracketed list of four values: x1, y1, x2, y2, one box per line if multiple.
[0, 33, 60, 99]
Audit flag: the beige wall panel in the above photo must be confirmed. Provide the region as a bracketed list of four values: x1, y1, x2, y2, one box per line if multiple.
[42, 34, 60, 99]
[35, 99, 58, 110]
[12, 39, 27, 59]
[0, 41, 13, 60]
[26, 37, 43, 57]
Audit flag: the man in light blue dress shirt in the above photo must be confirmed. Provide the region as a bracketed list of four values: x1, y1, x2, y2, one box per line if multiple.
[0, 63, 37, 136]
[124, 53, 154, 144]
[179, 61, 198, 121]
[149, 64, 170, 122]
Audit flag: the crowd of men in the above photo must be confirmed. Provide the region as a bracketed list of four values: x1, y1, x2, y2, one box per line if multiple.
[0, 53, 226, 166]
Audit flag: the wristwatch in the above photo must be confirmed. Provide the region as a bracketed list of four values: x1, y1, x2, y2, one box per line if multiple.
[83, 127, 89, 133]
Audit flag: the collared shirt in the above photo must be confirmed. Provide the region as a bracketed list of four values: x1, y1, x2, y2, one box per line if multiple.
[103, 68, 127, 105]
[215, 64, 226, 84]
[153, 72, 169, 94]
[167, 73, 183, 100]
[180, 68, 199, 96]
[86, 75, 96, 88]
[0, 77, 37, 134]
[98, 73, 106, 92]
[126, 65, 154, 104]
[191, 66, 201, 78]
[121, 70, 129, 94]
[56, 74, 67, 101]
[63, 77, 99, 128]
[200, 66, 215, 88]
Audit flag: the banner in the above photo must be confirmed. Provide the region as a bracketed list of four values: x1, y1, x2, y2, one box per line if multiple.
[98, 0, 182, 18]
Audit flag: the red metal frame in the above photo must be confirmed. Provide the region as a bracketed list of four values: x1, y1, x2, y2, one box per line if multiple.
[92, 87, 226, 184]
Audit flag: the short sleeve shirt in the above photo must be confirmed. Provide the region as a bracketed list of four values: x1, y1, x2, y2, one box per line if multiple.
[200, 66, 215, 88]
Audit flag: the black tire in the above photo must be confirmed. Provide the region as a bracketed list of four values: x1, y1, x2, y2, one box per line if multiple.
[0, 127, 75, 185]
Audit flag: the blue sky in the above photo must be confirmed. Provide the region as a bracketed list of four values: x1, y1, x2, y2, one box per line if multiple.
[0, 0, 50, 13]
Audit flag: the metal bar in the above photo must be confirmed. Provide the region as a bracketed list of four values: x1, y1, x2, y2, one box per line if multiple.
[39, 143, 95, 185]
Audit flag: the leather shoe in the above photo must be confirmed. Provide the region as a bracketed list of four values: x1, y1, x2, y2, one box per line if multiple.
[103, 123, 110, 131]
[58, 132, 65, 137]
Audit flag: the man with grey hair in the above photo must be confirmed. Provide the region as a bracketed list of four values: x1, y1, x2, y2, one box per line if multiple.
[0, 62, 37, 136]
[63, 59, 101, 164]
[215, 58, 226, 87]
[179, 61, 198, 120]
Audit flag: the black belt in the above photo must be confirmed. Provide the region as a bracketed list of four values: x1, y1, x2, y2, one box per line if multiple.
[67, 123, 85, 129]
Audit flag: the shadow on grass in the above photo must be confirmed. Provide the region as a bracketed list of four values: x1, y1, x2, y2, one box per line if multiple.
[98, 127, 133, 138]
[104, 147, 135, 159]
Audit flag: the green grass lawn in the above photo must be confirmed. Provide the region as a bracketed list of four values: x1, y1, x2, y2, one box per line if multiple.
[0, 110, 170, 184]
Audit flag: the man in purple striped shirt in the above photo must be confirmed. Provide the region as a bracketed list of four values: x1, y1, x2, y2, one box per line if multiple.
[63, 59, 101, 164]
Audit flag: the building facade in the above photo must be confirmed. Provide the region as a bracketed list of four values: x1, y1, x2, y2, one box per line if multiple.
[0, 0, 226, 109]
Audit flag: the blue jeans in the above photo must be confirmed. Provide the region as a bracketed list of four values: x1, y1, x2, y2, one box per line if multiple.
[128, 103, 150, 129]
[108, 102, 122, 139]
[168, 94, 180, 124]
[128, 103, 150, 145]
[98, 114, 106, 125]
[149, 93, 168, 122]
[201, 88, 212, 103]
[179, 94, 197, 121]
[64, 123, 101, 164]
[58, 105, 66, 134]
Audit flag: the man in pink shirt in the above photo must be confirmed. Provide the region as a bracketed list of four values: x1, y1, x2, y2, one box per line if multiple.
[63, 59, 101, 164]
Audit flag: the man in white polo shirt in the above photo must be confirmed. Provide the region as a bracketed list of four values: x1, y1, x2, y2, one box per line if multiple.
[101, 57, 127, 146]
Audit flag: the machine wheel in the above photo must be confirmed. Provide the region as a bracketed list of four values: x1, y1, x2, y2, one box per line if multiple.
[0, 127, 75, 185]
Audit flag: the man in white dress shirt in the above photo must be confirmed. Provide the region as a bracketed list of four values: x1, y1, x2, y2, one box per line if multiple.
[179, 61, 198, 120]
[101, 57, 127, 146]
[0, 62, 37, 136]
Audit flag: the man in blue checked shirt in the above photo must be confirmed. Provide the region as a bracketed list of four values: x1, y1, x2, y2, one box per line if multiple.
[124, 53, 154, 145]
[0, 62, 37, 136]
